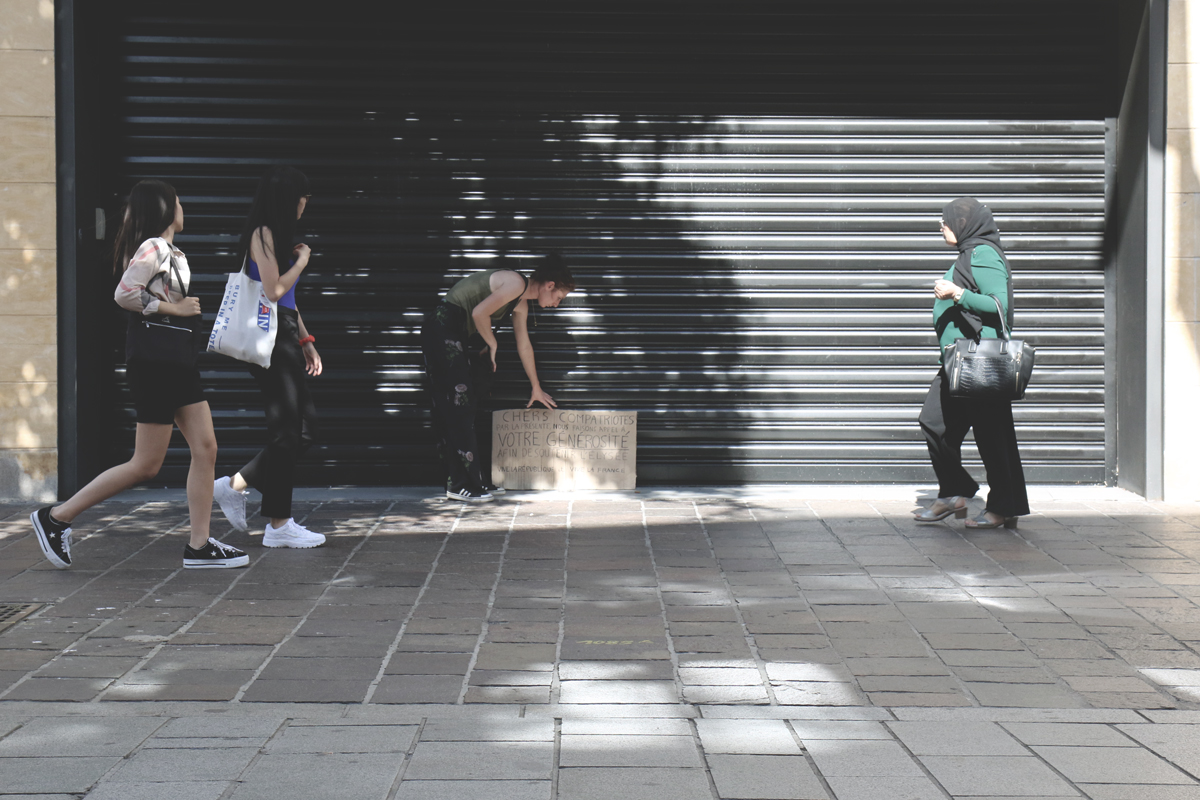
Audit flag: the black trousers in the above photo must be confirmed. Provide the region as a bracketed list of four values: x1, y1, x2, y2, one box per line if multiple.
[421, 303, 494, 491]
[239, 307, 318, 519]
[918, 369, 1029, 517]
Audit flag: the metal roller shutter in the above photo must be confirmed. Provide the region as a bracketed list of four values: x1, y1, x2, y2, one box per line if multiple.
[96, 2, 1112, 485]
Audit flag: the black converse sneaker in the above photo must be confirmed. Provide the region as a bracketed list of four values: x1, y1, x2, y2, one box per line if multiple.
[30, 506, 72, 568]
[183, 537, 249, 569]
[445, 485, 494, 502]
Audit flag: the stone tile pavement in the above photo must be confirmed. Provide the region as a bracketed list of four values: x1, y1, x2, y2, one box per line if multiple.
[3, 487, 1200, 797]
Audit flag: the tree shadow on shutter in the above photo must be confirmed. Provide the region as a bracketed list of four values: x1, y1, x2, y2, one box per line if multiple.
[93, 0, 1115, 488]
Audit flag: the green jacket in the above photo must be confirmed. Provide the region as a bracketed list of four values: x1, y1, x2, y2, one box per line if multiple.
[933, 244, 1010, 356]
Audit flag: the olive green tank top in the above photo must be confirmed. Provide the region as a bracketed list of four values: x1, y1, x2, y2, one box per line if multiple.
[443, 269, 529, 338]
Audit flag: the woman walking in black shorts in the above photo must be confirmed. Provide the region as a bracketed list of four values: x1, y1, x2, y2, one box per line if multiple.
[212, 167, 326, 548]
[30, 180, 248, 570]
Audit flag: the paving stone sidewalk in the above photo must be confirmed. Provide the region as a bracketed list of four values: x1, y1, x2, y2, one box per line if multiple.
[3, 488, 1200, 797]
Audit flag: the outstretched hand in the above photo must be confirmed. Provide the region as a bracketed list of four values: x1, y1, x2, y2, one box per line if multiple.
[527, 388, 557, 409]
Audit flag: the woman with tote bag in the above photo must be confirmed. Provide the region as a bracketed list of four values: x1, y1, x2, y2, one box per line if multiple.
[212, 166, 326, 548]
[30, 180, 248, 570]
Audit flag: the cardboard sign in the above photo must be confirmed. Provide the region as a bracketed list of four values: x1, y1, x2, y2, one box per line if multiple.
[491, 409, 637, 490]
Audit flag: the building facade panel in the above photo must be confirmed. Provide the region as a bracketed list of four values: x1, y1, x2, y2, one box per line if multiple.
[3, 0, 1185, 497]
[0, 0, 55, 500]
[1167, 0, 1200, 500]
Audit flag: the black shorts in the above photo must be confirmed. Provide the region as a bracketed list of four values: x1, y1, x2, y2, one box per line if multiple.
[127, 361, 206, 424]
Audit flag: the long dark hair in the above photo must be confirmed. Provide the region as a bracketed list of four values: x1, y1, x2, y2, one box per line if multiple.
[238, 166, 310, 273]
[112, 179, 177, 275]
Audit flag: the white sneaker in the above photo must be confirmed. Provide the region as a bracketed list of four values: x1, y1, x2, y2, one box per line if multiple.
[213, 476, 249, 532]
[262, 518, 326, 549]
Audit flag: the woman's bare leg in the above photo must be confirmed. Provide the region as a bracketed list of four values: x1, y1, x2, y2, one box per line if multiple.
[174, 401, 218, 549]
[51, 423, 173, 523]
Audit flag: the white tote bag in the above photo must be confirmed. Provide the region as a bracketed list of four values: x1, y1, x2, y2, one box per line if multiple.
[207, 256, 278, 368]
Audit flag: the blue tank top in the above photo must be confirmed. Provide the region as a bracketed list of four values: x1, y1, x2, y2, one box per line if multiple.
[247, 257, 298, 310]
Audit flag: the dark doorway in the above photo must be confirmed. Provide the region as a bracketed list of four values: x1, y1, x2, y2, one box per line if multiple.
[58, 1, 1120, 491]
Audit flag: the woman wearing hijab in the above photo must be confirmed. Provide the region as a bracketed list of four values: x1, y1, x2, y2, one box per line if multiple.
[913, 198, 1029, 529]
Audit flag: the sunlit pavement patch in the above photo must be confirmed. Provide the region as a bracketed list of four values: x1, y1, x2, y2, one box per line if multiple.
[2, 488, 1200, 795]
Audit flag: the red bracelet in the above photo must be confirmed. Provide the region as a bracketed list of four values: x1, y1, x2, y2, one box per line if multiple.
[298, 335, 315, 346]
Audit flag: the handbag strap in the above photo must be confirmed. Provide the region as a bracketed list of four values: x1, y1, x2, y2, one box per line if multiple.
[989, 294, 1010, 340]
[167, 253, 189, 298]
[145, 242, 189, 301]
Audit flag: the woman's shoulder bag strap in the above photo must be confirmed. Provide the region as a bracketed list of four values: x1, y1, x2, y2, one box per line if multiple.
[144, 240, 188, 300]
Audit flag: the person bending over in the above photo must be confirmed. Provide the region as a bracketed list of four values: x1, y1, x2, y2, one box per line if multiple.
[422, 255, 575, 501]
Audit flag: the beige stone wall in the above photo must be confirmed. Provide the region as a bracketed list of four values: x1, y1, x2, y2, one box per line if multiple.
[0, 0, 56, 500]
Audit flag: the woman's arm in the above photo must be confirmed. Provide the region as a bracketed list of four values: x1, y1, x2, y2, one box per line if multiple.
[114, 239, 199, 317]
[512, 300, 556, 409]
[933, 249, 1009, 320]
[471, 271, 527, 372]
[958, 253, 1009, 319]
[296, 310, 322, 376]
[251, 227, 309, 303]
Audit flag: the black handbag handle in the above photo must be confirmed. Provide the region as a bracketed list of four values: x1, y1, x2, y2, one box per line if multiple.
[988, 294, 1011, 341]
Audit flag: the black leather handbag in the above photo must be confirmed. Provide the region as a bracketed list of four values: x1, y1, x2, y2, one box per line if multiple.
[945, 295, 1035, 401]
[125, 253, 200, 367]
